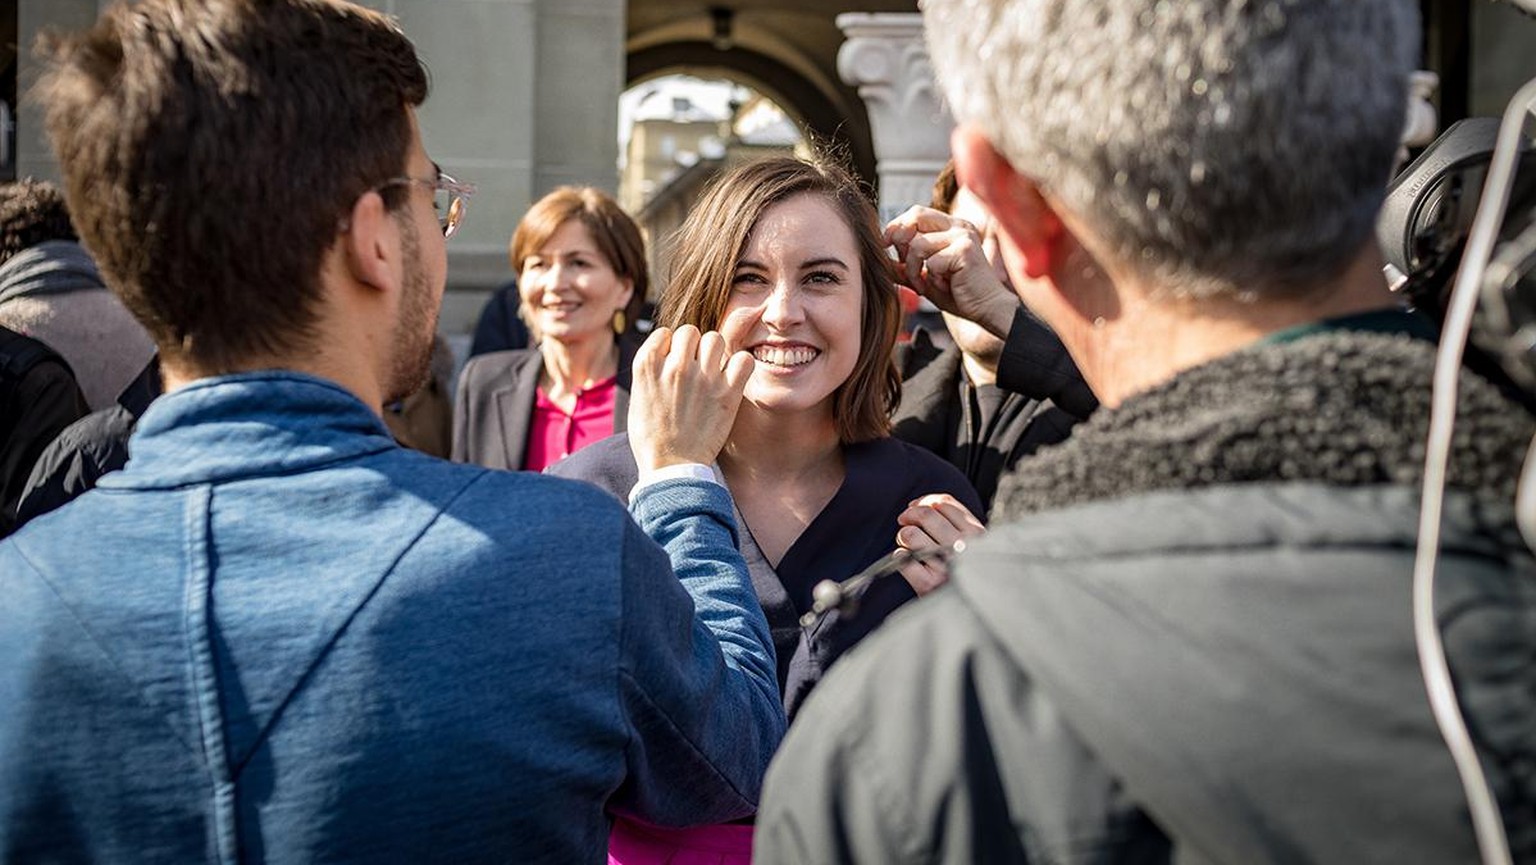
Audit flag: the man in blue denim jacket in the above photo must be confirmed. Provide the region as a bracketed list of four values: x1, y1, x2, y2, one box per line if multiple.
[0, 1, 782, 862]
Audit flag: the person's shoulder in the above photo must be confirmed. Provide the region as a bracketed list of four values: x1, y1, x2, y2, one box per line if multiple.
[983, 482, 1432, 571]
[14, 355, 80, 398]
[410, 450, 621, 510]
[544, 433, 637, 503]
[395, 455, 639, 560]
[758, 586, 1012, 863]
[893, 327, 953, 380]
[458, 348, 541, 388]
[13, 405, 136, 516]
[52, 403, 136, 455]
[1, 328, 75, 392]
[863, 436, 982, 509]
[0, 531, 38, 571]
[484, 458, 633, 515]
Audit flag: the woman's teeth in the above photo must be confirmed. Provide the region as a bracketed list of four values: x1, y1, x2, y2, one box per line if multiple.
[752, 346, 818, 367]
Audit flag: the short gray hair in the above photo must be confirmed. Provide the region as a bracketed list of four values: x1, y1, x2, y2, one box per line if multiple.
[923, 0, 1419, 299]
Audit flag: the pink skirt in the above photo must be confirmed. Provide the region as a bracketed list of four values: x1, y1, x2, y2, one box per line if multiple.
[607, 815, 755, 865]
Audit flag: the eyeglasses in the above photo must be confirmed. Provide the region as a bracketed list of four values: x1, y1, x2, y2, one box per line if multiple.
[377, 171, 476, 238]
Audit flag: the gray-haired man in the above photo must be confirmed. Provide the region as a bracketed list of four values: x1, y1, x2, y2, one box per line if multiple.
[756, 1, 1536, 861]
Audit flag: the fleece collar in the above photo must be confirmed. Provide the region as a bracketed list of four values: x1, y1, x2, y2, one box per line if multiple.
[994, 329, 1534, 520]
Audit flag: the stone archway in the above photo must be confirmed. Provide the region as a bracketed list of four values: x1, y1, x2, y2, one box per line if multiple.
[627, 42, 876, 186]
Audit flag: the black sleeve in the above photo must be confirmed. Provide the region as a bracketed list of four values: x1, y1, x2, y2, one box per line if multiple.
[996, 306, 1098, 419]
[1, 360, 88, 534]
[15, 409, 135, 529]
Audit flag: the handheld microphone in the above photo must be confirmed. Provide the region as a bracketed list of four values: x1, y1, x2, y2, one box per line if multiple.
[799, 539, 968, 628]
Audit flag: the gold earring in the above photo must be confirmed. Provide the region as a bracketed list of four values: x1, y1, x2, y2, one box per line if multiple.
[613, 309, 627, 334]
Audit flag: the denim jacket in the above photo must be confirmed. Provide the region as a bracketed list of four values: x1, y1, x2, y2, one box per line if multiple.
[0, 371, 783, 863]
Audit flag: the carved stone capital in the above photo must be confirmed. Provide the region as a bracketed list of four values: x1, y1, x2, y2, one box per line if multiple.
[836, 13, 954, 214]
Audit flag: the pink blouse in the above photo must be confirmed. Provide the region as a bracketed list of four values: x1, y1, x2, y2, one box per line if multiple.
[522, 375, 618, 472]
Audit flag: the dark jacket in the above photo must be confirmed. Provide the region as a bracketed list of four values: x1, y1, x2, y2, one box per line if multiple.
[381, 337, 455, 459]
[995, 305, 1098, 419]
[893, 326, 1081, 513]
[14, 356, 161, 529]
[756, 326, 1536, 863]
[451, 336, 638, 470]
[0, 239, 155, 410]
[0, 325, 88, 536]
[550, 433, 985, 720]
[468, 279, 531, 359]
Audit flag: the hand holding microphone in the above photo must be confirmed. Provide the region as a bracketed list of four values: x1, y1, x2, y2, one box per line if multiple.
[895, 493, 988, 594]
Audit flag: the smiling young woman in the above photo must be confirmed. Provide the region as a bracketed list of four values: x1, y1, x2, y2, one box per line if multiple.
[548, 156, 983, 863]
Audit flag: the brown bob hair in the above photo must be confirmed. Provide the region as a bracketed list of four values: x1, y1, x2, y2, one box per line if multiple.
[39, 0, 428, 374]
[510, 186, 648, 336]
[658, 156, 901, 443]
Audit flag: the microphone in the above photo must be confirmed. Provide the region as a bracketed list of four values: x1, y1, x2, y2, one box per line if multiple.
[799, 539, 968, 628]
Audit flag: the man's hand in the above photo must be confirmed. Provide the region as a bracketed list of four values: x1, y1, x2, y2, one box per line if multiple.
[628, 324, 756, 474]
[894, 493, 988, 595]
[884, 205, 1019, 340]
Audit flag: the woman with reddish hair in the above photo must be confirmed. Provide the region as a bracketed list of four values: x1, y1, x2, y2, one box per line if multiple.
[453, 186, 647, 471]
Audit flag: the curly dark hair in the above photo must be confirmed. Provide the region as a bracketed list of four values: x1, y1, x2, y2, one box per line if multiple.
[0, 178, 77, 268]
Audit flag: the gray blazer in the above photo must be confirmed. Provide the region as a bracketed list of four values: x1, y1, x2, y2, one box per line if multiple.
[451, 338, 637, 470]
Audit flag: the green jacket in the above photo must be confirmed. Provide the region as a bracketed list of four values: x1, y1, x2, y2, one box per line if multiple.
[757, 328, 1536, 863]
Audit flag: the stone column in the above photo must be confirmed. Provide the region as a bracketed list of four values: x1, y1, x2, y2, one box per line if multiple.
[383, 0, 624, 332]
[835, 13, 952, 221]
[531, 0, 624, 197]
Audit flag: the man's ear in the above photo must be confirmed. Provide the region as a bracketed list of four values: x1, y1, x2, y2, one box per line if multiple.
[343, 190, 398, 295]
[951, 125, 1061, 280]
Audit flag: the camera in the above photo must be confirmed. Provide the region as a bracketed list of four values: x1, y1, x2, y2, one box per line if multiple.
[1380, 7, 1536, 381]
[1378, 117, 1536, 402]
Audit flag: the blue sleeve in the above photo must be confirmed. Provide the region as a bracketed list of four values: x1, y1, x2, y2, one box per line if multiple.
[611, 477, 785, 824]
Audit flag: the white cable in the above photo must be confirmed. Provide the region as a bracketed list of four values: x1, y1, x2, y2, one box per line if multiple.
[1519, 436, 1536, 552]
[1412, 73, 1536, 865]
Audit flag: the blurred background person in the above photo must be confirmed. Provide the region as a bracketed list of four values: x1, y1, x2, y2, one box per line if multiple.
[12, 355, 156, 531]
[553, 155, 981, 863]
[382, 334, 454, 458]
[0, 178, 154, 410]
[466, 277, 532, 358]
[454, 186, 647, 471]
[890, 159, 1085, 513]
[0, 322, 87, 536]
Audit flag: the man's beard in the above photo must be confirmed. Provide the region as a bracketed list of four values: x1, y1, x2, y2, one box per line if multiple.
[384, 215, 440, 404]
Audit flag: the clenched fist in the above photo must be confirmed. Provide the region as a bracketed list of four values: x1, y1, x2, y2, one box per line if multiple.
[628, 324, 756, 474]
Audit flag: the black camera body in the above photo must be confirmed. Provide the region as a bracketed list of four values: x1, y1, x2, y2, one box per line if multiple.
[1378, 118, 1536, 399]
